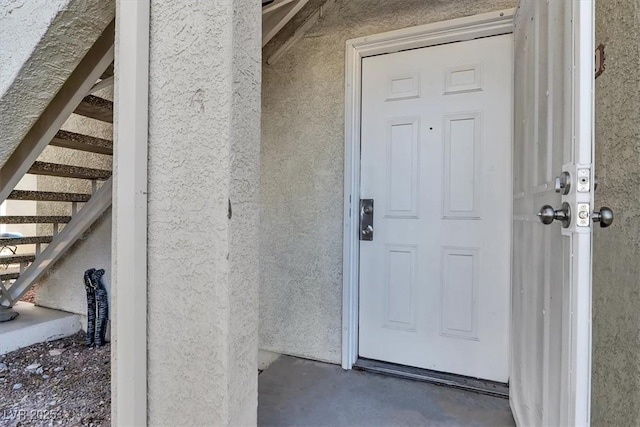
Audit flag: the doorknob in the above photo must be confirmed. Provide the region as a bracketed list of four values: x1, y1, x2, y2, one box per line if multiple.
[538, 202, 571, 228]
[592, 207, 614, 228]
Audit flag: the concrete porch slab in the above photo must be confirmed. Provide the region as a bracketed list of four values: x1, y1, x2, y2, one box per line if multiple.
[0, 302, 81, 355]
[259, 355, 515, 426]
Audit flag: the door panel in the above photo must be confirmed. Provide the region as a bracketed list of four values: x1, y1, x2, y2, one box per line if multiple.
[359, 35, 513, 383]
[511, 1, 594, 426]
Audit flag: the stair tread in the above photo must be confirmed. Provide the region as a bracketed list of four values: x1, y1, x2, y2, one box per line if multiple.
[50, 130, 113, 155]
[74, 95, 113, 123]
[0, 216, 72, 224]
[8, 190, 92, 202]
[0, 254, 36, 264]
[28, 161, 111, 180]
[0, 269, 21, 280]
[0, 236, 54, 246]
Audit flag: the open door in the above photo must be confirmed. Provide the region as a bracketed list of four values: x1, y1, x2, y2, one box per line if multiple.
[511, 0, 602, 426]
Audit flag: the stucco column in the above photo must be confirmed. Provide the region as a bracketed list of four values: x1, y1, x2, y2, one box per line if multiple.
[592, 1, 640, 426]
[146, 1, 261, 425]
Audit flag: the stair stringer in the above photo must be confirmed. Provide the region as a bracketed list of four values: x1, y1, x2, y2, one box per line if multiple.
[0, 20, 114, 206]
[0, 1, 115, 168]
[0, 178, 112, 306]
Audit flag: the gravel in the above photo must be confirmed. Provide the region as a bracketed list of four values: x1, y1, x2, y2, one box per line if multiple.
[0, 332, 110, 426]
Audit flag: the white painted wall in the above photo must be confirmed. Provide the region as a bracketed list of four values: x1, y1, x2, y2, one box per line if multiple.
[260, 0, 516, 364]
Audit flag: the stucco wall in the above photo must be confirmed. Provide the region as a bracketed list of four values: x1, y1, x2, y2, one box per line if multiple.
[0, 0, 67, 95]
[591, 1, 640, 425]
[33, 211, 111, 329]
[0, 0, 114, 168]
[260, 0, 515, 364]
[146, 1, 261, 424]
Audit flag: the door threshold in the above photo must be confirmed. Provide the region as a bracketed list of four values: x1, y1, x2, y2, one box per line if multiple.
[353, 358, 509, 399]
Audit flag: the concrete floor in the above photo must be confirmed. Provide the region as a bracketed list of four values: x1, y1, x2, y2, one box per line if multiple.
[258, 356, 515, 427]
[0, 302, 81, 355]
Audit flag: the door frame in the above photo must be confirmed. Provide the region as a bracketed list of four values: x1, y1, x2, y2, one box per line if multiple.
[341, 9, 516, 369]
[113, 1, 150, 424]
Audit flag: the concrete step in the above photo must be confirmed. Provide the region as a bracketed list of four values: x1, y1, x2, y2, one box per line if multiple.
[8, 190, 91, 203]
[0, 216, 72, 224]
[0, 269, 21, 281]
[0, 254, 36, 265]
[74, 95, 113, 123]
[0, 302, 81, 355]
[50, 130, 113, 155]
[28, 161, 111, 180]
[0, 236, 54, 246]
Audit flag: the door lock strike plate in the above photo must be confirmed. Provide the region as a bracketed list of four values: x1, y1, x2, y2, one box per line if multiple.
[577, 168, 590, 192]
[577, 203, 590, 227]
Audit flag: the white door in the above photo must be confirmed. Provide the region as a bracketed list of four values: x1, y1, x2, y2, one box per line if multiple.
[511, 1, 595, 426]
[358, 34, 513, 382]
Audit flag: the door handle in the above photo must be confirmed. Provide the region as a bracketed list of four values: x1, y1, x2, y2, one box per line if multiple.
[538, 202, 571, 228]
[360, 199, 374, 241]
[592, 207, 614, 228]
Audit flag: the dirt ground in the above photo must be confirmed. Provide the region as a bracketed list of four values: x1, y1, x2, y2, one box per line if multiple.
[20, 289, 35, 304]
[0, 332, 110, 427]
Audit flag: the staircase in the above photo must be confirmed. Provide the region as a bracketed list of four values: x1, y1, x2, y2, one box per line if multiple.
[0, 22, 115, 318]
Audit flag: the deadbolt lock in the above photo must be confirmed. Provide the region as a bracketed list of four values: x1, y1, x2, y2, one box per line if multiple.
[554, 172, 571, 195]
[360, 199, 374, 241]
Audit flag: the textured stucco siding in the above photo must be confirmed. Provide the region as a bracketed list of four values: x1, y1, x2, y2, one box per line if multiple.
[0, 0, 67, 95]
[260, 0, 515, 364]
[147, 1, 261, 425]
[591, 1, 640, 426]
[33, 211, 111, 329]
[0, 0, 114, 168]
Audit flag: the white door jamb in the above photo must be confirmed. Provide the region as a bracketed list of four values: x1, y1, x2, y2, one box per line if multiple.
[113, 1, 149, 425]
[341, 8, 516, 370]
